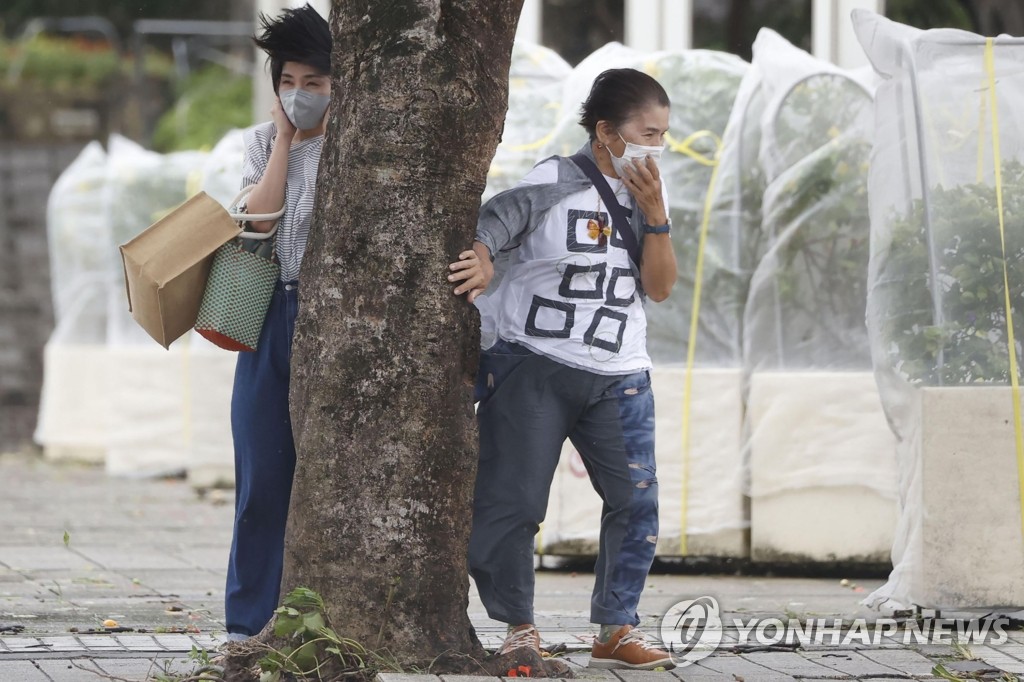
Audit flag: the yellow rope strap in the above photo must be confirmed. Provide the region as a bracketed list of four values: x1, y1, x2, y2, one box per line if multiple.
[674, 130, 724, 555]
[984, 37, 1024, 535]
[666, 130, 722, 167]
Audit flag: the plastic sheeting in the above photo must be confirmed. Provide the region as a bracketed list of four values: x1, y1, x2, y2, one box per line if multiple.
[738, 30, 898, 562]
[483, 43, 571, 202]
[855, 10, 1024, 609]
[34, 143, 112, 461]
[689, 59, 767, 368]
[536, 33, 898, 558]
[35, 134, 245, 479]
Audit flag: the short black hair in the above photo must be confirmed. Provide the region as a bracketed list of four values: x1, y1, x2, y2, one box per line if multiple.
[253, 3, 331, 94]
[578, 68, 671, 140]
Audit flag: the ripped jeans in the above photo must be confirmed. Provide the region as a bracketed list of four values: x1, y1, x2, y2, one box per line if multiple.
[468, 340, 659, 627]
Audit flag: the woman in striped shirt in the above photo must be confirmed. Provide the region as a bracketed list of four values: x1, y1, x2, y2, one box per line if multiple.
[225, 3, 330, 642]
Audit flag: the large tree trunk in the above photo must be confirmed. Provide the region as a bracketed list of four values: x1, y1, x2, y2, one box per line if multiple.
[272, 0, 527, 673]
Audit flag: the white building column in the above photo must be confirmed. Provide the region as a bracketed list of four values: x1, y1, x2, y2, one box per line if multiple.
[516, 0, 542, 45]
[661, 0, 692, 52]
[813, 0, 885, 68]
[253, 0, 330, 123]
[625, 0, 692, 52]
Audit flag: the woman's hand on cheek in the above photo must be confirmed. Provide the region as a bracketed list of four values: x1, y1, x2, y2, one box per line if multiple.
[272, 96, 297, 140]
[622, 157, 668, 225]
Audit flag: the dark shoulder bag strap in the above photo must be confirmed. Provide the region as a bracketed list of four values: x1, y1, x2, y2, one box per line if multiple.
[570, 153, 641, 269]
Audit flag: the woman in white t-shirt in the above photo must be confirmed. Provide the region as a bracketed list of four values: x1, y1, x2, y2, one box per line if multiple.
[449, 68, 678, 670]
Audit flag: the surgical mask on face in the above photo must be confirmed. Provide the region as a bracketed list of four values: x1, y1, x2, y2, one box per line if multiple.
[279, 88, 330, 131]
[609, 133, 664, 177]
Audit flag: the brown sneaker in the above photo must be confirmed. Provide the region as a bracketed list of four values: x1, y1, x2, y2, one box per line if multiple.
[498, 624, 542, 656]
[589, 625, 675, 670]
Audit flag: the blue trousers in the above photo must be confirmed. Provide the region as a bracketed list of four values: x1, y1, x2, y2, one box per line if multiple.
[225, 281, 298, 636]
[468, 340, 659, 627]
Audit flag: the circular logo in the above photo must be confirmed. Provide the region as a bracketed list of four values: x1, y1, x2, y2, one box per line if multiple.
[658, 596, 723, 667]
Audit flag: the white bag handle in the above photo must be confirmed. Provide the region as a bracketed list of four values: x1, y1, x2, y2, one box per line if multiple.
[229, 185, 286, 241]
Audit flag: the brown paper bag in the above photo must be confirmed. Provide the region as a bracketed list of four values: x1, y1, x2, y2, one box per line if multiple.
[120, 192, 241, 348]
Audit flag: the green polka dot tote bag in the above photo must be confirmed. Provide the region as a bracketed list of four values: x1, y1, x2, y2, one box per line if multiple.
[194, 187, 285, 352]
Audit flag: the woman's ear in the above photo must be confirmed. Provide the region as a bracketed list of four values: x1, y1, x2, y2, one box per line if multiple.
[595, 120, 615, 147]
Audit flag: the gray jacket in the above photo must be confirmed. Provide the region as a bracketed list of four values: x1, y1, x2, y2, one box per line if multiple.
[475, 142, 648, 293]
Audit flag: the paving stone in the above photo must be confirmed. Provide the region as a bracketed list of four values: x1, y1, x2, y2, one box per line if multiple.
[995, 643, 1024, 659]
[118, 568, 226, 592]
[164, 547, 230, 573]
[379, 675, 443, 682]
[76, 634, 125, 650]
[189, 633, 223, 650]
[938, 659, 1003, 676]
[154, 633, 198, 651]
[875, 634, 913, 649]
[801, 650, 901, 677]
[860, 647, 943, 676]
[0, 660, 49, 681]
[970, 643, 1024, 667]
[37, 635, 82, 651]
[740, 651, 845, 679]
[95, 656, 173, 678]
[671, 662, 740, 681]
[71, 546, 194, 572]
[0, 547, 101, 572]
[439, 676, 499, 682]
[697, 653, 797, 680]
[568, 668, 618, 680]
[114, 634, 162, 651]
[611, 671, 675, 682]
[912, 643, 957, 658]
[0, 568, 27, 584]
[1, 636, 44, 651]
[34, 658, 106, 682]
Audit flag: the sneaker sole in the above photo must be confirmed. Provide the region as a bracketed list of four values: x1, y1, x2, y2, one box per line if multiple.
[588, 656, 676, 671]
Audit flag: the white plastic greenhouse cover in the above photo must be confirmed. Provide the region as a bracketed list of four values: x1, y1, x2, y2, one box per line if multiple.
[36, 133, 244, 479]
[855, 9, 1024, 610]
[736, 29, 899, 565]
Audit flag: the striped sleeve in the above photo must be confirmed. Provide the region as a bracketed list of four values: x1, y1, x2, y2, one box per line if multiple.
[240, 122, 274, 191]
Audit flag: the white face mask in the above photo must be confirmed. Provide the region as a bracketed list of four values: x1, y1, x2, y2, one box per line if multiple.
[609, 133, 664, 177]
[280, 88, 330, 131]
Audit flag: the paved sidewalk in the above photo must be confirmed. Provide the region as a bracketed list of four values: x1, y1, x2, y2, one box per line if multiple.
[2, 453, 1023, 681]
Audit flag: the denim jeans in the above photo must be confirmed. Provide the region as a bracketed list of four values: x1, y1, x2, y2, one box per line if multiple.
[225, 280, 298, 636]
[468, 340, 659, 626]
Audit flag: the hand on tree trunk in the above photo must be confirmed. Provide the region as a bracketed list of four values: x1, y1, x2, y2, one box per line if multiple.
[449, 241, 494, 303]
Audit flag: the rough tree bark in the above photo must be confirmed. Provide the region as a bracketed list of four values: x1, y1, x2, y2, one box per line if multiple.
[228, 0, 570, 678]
